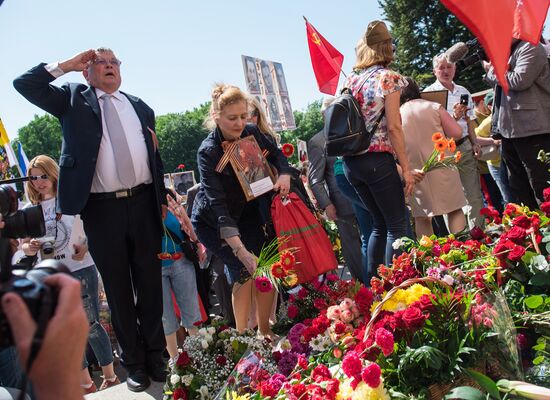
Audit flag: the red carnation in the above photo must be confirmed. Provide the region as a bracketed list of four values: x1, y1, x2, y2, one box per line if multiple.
[508, 245, 526, 262]
[402, 306, 428, 330]
[325, 378, 340, 400]
[176, 351, 191, 368]
[177, 163, 185, 170]
[507, 226, 528, 244]
[541, 201, 550, 216]
[288, 383, 307, 399]
[342, 351, 362, 379]
[544, 187, 550, 202]
[334, 321, 347, 335]
[361, 363, 381, 388]
[173, 388, 189, 400]
[374, 328, 395, 356]
[354, 287, 374, 315]
[281, 143, 295, 157]
[287, 305, 299, 319]
[215, 355, 227, 366]
[311, 364, 332, 383]
[313, 298, 328, 310]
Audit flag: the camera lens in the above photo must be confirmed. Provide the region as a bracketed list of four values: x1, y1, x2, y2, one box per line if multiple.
[2, 205, 46, 239]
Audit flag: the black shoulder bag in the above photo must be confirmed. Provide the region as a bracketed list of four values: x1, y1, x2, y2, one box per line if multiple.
[324, 69, 385, 157]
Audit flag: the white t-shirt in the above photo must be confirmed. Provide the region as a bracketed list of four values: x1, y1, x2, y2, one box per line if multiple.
[25, 198, 94, 272]
[424, 80, 475, 139]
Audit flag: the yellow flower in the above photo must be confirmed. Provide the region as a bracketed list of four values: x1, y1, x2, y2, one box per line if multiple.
[419, 235, 433, 248]
[283, 272, 299, 287]
[337, 380, 390, 400]
[226, 392, 250, 400]
[405, 284, 432, 304]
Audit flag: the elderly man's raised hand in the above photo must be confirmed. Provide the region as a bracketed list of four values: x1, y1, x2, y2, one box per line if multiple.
[59, 49, 97, 73]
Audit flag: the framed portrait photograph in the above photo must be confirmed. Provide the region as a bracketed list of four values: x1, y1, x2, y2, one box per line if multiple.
[163, 173, 173, 190]
[172, 171, 196, 196]
[224, 135, 275, 201]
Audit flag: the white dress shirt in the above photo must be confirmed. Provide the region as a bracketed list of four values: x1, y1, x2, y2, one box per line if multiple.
[45, 63, 152, 192]
[424, 80, 475, 139]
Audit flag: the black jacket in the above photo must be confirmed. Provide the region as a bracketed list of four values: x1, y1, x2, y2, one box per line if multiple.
[191, 124, 292, 238]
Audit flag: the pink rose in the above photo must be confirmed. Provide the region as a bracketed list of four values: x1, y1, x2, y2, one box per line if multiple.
[340, 298, 353, 310]
[341, 309, 354, 323]
[326, 305, 342, 320]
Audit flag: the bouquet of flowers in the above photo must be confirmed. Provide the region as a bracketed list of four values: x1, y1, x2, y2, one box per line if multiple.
[422, 132, 461, 173]
[253, 237, 299, 293]
[164, 318, 276, 400]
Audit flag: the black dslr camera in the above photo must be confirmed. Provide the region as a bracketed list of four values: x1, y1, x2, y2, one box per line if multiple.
[0, 184, 68, 348]
[455, 38, 487, 74]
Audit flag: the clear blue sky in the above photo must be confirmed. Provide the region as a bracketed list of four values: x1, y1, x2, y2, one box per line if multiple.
[0, 1, 548, 139]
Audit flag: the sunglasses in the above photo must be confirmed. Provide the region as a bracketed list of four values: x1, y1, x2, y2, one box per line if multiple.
[29, 174, 49, 181]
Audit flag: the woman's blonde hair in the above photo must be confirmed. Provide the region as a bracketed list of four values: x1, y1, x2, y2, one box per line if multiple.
[204, 83, 248, 131]
[25, 155, 59, 205]
[248, 97, 277, 139]
[354, 37, 394, 70]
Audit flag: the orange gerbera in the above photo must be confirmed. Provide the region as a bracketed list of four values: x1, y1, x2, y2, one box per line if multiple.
[437, 152, 445, 162]
[434, 139, 447, 152]
[280, 251, 296, 270]
[271, 262, 286, 279]
[432, 132, 444, 142]
[447, 138, 456, 153]
[455, 151, 462, 162]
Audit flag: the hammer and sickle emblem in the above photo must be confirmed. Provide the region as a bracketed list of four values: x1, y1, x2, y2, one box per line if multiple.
[311, 32, 321, 45]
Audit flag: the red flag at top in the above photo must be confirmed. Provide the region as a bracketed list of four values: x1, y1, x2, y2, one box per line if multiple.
[440, 0, 550, 93]
[304, 17, 344, 95]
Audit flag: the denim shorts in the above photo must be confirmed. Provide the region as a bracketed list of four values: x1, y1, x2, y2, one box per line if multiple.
[161, 258, 202, 334]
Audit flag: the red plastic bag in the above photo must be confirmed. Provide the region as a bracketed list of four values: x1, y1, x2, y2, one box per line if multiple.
[271, 193, 337, 283]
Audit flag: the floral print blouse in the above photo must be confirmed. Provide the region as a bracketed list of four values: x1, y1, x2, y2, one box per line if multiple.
[344, 66, 408, 154]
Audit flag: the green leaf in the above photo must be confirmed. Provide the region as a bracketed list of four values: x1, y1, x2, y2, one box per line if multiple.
[525, 295, 544, 309]
[444, 386, 486, 400]
[466, 369, 500, 399]
[546, 242, 550, 253]
[528, 274, 550, 287]
[532, 356, 544, 365]
[521, 251, 538, 265]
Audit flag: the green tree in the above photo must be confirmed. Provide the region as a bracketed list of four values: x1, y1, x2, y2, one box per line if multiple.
[17, 114, 62, 161]
[380, 0, 488, 92]
[155, 103, 210, 176]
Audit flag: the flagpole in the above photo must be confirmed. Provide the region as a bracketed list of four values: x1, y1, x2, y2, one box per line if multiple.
[303, 16, 347, 79]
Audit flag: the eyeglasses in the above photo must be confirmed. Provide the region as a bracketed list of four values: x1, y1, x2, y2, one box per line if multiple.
[93, 58, 122, 67]
[29, 174, 49, 181]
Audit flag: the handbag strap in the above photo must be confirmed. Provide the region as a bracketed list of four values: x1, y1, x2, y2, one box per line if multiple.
[344, 67, 386, 132]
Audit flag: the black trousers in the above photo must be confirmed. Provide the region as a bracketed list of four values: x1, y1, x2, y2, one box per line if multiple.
[80, 186, 165, 371]
[501, 134, 550, 210]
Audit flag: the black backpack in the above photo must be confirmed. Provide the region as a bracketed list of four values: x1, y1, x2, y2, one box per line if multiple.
[324, 70, 384, 157]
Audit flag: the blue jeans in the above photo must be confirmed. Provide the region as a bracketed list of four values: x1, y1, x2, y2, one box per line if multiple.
[0, 347, 23, 388]
[343, 152, 408, 277]
[161, 258, 202, 334]
[335, 173, 372, 282]
[72, 266, 114, 368]
[488, 162, 512, 205]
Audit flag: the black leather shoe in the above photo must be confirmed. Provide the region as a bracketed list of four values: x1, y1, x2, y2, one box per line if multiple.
[146, 361, 168, 382]
[126, 369, 150, 392]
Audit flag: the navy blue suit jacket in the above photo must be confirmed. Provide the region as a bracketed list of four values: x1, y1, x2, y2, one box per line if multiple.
[14, 63, 166, 220]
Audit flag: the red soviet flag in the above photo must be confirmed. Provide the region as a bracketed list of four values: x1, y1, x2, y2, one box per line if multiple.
[441, 0, 550, 93]
[304, 17, 344, 95]
[513, 0, 550, 44]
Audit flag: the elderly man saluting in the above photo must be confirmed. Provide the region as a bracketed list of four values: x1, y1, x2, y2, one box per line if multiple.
[425, 54, 485, 229]
[14, 48, 167, 392]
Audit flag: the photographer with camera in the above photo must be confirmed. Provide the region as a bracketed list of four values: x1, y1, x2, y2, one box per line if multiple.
[425, 53, 485, 229]
[483, 39, 550, 209]
[20, 155, 119, 394]
[1, 268, 88, 400]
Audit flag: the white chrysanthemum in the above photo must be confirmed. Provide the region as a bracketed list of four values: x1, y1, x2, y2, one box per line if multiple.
[201, 339, 209, 349]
